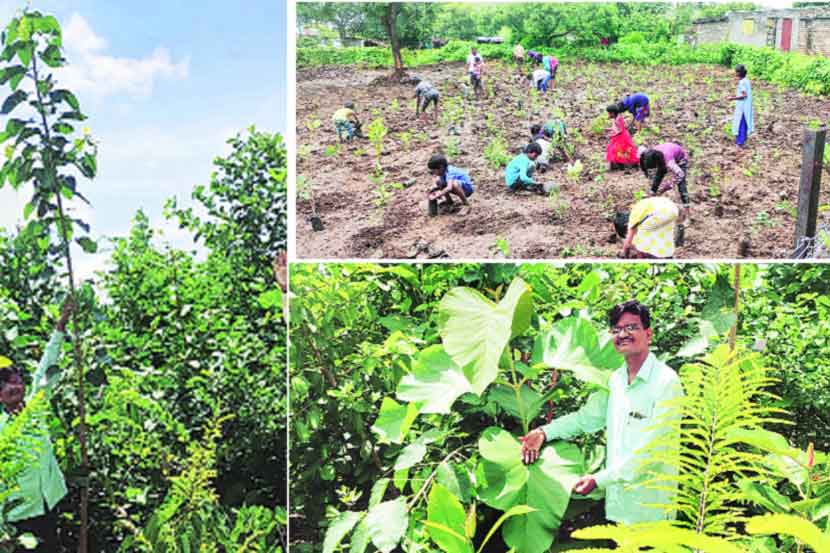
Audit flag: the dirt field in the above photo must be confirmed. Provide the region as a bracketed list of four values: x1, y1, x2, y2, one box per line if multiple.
[296, 60, 830, 259]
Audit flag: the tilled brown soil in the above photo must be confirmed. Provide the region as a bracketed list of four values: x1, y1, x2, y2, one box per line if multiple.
[296, 61, 830, 259]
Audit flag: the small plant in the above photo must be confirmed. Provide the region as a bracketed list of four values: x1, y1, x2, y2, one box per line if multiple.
[367, 118, 388, 174]
[444, 137, 461, 158]
[548, 187, 569, 219]
[390, 98, 400, 111]
[633, 189, 646, 201]
[493, 236, 510, 257]
[565, 160, 583, 183]
[775, 200, 797, 218]
[296, 175, 313, 201]
[305, 117, 322, 132]
[323, 144, 339, 157]
[371, 108, 381, 117]
[484, 137, 510, 170]
[396, 131, 412, 151]
[589, 113, 607, 136]
[297, 144, 312, 161]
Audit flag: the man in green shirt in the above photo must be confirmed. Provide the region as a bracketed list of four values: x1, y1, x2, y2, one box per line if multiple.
[0, 299, 73, 552]
[520, 300, 682, 524]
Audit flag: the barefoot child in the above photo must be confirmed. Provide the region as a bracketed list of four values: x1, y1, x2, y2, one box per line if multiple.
[638, 143, 690, 217]
[728, 64, 754, 148]
[505, 142, 543, 192]
[615, 93, 649, 133]
[332, 102, 362, 142]
[467, 47, 485, 98]
[615, 196, 680, 259]
[606, 103, 639, 169]
[415, 80, 440, 119]
[427, 154, 473, 212]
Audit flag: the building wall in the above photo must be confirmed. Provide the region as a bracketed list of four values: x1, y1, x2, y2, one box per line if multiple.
[691, 20, 730, 45]
[805, 18, 830, 57]
[727, 13, 771, 47]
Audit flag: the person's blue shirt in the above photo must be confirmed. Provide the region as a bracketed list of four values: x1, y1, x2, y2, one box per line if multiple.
[622, 93, 649, 114]
[505, 154, 536, 188]
[442, 165, 474, 196]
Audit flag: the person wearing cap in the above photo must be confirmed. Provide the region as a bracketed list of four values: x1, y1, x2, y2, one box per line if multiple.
[519, 300, 683, 525]
[0, 299, 74, 552]
[332, 102, 362, 142]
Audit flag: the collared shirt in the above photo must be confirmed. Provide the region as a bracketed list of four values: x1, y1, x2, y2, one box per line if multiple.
[0, 331, 68, 522]
[541, 352, 682, 524]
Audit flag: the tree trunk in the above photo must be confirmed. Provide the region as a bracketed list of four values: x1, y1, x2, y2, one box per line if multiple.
[382, 3, 405, 75]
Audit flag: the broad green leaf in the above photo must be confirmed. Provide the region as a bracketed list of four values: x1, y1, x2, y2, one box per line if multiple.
[439, 278, 532, 395]
[371, 397, 420, 444]
[541, 317, 620, 389]
[478, 427, 584, 553]
[394, 441, 427, 471]
[17, 533, 37, 549]
[393, 468, 408, 492]
[0, 355, 11, 368]
[17, 43, 33, 66]
[369, 478, 389, 508]
[488, 384, 547, 429]
[323, 511, 363, 553]
[366, 498, 408, 553]
[436, 461, 473, 503]
[75, 237, 97, 253]
[1, 90, 27, 115]
[426, 483, 473, 553]
[397, 345, 472, 414]
[349, 519, 370, 553]
[737, 479, 792, 514]
[746, 514, 830, 553]
[478, 505, 536, 553]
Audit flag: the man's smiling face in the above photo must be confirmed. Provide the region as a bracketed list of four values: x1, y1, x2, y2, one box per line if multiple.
[612, 312, 652, 356]
[0, 371, 25, 412]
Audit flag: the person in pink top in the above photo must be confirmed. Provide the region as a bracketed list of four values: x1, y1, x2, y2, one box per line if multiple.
[638, 143, 690, 217]
[467, 47, 484, 99]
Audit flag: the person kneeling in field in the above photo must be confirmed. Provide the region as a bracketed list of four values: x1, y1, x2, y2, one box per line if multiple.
[427, 154, 473, 213]
[606, 103, 639, 170]
[415, 80, 440, 120]
[638, 143, 690, 219]
[615, 196, 681, 259]
[332, 102, 362, 142]
[530, 124, 552, 172]
[615, 93, 650, 134]
[505, 142, 544, 193]
[529, 68, 552, 92]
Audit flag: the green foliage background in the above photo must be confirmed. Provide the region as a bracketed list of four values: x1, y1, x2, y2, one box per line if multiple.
[297, 2, 830, 96]
[289, 263, 830, 548]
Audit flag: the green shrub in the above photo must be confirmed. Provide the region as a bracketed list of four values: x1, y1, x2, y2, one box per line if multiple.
[298, 40, 830, 96]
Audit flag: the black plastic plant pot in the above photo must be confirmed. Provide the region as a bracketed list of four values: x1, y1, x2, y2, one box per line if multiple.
[311, 215, 324, 231]
[428, 199, 439, 216]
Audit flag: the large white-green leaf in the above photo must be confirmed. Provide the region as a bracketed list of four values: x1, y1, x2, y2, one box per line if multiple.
[477, 427, 585, 553]
[371, 397, 421, 444]
[426, 483, 474, 553]
[439, 278, 533, 395]
[395, 441, 427, 471]
[541, 317, 620, 389]
[487, 384, 549, 430]
[323, 512, 364, 553]
[397, 345, 472, 414]
[366, 497, 409, 553]
[436, 461, 473, 503]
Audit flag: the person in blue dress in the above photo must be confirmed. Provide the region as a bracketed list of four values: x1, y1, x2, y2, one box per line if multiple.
[427, 154, 473, 213]
[728, 64, 754, 149]
[614, 93, 650, 134]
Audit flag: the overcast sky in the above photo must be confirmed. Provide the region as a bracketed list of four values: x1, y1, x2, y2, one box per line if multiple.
[0, 1, 287, 281]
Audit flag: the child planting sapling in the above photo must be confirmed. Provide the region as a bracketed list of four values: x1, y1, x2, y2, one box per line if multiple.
[427, 154, 473, 214]
[614, 92, 650, 133]
[638, 143, 690, 218]
[505, 142, 545, 193]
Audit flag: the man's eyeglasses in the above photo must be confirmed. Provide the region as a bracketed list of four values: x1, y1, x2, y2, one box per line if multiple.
[610, 324, 642, 336]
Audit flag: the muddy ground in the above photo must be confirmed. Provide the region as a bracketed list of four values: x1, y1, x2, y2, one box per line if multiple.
[296, 60, 830, 259]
